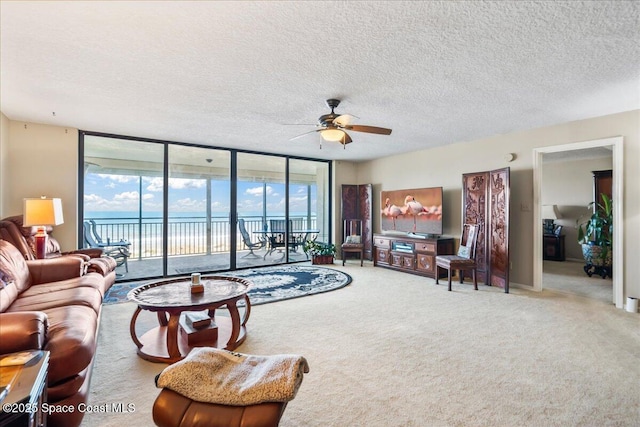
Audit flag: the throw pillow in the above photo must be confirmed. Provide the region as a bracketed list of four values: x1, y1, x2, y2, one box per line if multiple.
[345, 235, 361, 244]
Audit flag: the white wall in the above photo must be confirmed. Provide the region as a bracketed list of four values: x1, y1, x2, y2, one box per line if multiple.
[346, 109, 640, 301]
[2, 120, 79, 251]
[542, 156, 613, 260]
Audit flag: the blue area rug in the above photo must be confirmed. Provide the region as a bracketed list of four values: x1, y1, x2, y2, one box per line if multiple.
[104, 265, 352, 306]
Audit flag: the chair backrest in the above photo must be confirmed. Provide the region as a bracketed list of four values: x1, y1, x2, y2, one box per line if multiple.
[343, 219, 363, 245]
[238, 219, 252, 243]
[89, 219, 104, 244]
[457, 224, 479, 259]
[270, 219, 291, 233]
[83, 221, 100, 248]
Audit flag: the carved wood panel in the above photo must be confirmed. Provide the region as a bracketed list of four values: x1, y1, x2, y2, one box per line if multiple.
[462, 168, 510, 292]
[463, 171, 489, 283]
[489, 168, 510, 291]
[341, 184, 373, 260]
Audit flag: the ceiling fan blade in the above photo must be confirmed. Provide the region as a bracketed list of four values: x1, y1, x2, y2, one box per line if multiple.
[289, 129, 321, 141]
[345, 125, 392, 135]
[341, 132, 353, 146]
[333, 114, 358, 127]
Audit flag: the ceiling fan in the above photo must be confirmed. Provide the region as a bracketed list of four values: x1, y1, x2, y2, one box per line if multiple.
[290, 99, 392, 148]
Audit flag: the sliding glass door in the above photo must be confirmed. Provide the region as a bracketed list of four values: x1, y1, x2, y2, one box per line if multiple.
[167, 145, 230, 274]
[289, 159, 330, 257]
[236, 153, 287, 266]
[83, 136, 165, 280]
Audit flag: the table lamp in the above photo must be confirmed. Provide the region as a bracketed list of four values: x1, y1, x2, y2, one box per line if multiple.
[23, 197, 64, 259]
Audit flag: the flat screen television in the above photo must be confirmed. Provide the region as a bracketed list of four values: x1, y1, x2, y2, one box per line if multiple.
[380, 187, 443, 236]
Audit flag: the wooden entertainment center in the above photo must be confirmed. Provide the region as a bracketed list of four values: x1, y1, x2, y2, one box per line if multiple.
[373, 233, 454, 279]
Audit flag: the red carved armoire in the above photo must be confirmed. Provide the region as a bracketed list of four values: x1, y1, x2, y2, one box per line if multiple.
[341, 184, 373, 260]
[462, 168, 510, 293]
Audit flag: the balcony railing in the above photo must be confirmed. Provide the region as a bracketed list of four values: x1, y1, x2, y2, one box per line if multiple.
[88, 216, 317, 260]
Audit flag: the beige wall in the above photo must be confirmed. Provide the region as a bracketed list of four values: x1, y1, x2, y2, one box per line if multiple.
[0, 112, 9, 214]
[542, 156, 613, 260]
[347, 110, 639, 300]
[2, 120, 79, 251]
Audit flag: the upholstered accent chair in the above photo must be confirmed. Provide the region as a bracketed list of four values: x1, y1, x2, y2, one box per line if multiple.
[341, 219, 364, 266]
[435, 223, 479, 291]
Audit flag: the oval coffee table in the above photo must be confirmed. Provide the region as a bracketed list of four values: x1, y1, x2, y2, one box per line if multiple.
[127, 276, 251, 363]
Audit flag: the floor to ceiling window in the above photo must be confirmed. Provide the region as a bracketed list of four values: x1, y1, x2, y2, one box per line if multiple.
[82, 135, 165, 280]
[80, 132, 331, 281]
[167, 145, 231, 274]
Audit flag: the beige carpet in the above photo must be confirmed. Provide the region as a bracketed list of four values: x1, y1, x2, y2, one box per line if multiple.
[543, 260, 613, 304]
[84, 263, 640, 426]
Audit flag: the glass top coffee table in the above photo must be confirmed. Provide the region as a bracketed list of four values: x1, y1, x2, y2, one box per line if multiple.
[127, 276, 252, 363]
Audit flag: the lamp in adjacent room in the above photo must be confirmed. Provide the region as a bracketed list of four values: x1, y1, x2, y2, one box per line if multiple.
[541, 204, 560, 235]
[23, 197, 64, 259]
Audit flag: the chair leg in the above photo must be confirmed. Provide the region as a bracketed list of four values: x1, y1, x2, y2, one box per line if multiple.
[459, 269, 464, 284]
[360, 250, 363, 266]
[435, 266, 439, 284]
[447, 268, 452, 291]
[473, 269, 478, 290]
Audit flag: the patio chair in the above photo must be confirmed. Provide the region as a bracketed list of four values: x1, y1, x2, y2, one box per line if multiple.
[83, 221, 130, 275]
[435, 223, 479, 291]
[238, 219, 266, 258]
[264, 220, 300, 260]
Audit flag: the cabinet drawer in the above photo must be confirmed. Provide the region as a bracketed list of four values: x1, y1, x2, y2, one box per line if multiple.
[416, 254, 435, 273]
[376, 248, 389, 265]
[392, 253, 415, 270]
[374, 237, 390, 248]
[415, 242, 436, 253]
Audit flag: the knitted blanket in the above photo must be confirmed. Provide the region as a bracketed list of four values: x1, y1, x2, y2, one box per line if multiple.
[156, 347, 309, 406]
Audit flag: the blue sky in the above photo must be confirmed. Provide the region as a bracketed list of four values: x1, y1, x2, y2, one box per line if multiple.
[84, 173, 316, 216]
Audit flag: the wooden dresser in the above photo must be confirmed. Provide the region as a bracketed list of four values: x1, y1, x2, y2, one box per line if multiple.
[373, 234, 454, 279]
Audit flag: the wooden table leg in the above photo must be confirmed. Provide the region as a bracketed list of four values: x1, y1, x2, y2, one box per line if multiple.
[129, 306, 143, 349]
[226, 302, 241, 350]
[166, 313, 181, 361]
[241, 295, 251, 327]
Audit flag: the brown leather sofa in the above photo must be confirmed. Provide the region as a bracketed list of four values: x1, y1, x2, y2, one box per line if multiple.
[0, 215, 117, 284]
[0, 239, 113, 427]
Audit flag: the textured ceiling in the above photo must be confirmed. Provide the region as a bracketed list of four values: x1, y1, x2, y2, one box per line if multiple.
[1, 1, 639, 162]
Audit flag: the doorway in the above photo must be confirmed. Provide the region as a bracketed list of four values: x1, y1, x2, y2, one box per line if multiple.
[533, 136, 624, 308]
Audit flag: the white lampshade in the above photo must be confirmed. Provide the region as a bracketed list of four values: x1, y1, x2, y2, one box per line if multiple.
[541, 204, 561, 220]
[23, 197, 64, 226]
[320, 128, 345, 142]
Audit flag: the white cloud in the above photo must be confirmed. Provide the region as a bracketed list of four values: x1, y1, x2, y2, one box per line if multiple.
[97, 174, 137, 183]
[145, 177, 163, 192]
[144, 177, 206, 192]
[114, 191, 140, 201]
[245, 185, 276, 197]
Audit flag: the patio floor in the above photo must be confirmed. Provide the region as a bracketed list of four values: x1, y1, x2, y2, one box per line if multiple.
[114, 247, 311, 282]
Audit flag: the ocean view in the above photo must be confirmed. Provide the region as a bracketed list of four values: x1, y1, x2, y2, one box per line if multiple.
[84, 211, 317, 258]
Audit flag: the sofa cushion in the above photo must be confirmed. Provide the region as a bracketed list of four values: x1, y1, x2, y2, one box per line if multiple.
[40, 305, 98, 385]
[18, 272, 109, 298]
[0, 240, 31, 293]
[7, 285, 103, 314]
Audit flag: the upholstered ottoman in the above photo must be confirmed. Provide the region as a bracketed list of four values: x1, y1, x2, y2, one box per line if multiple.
[153, 389, 287, 427]
[152, 348, 309, 427]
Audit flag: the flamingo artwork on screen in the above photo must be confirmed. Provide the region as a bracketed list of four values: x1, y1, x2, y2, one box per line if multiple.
[380, 187, 443, 235]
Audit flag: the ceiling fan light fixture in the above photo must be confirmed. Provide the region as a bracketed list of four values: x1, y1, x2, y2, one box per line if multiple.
[320, 128, 345, 142]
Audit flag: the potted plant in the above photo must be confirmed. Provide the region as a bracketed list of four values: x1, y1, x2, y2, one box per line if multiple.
[303, 239, 336, 265]
[576, 193, 613, 278]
